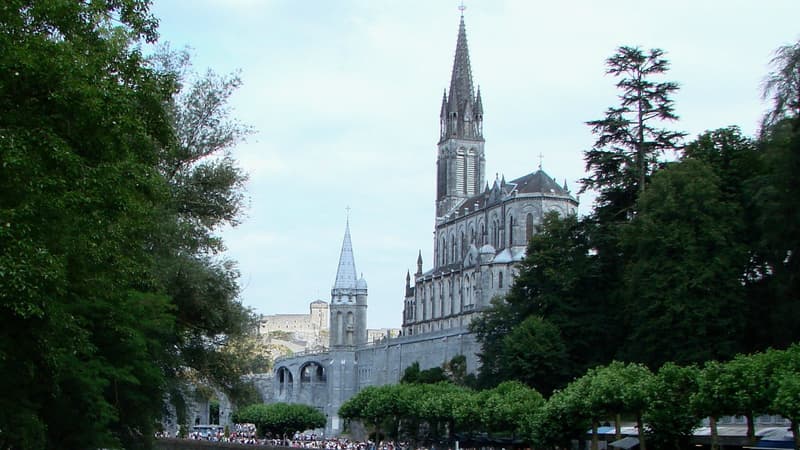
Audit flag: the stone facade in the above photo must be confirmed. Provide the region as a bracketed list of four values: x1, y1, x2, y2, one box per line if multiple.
[258, 301, 329, 351]
[268, 14, 577, 437]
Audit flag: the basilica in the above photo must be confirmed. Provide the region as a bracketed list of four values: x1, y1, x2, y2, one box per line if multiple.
[266, 13, 577, 436]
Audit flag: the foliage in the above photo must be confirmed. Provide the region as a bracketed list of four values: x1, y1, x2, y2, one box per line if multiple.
[643, 363, 700, 450]
[0, 1, 175, 448]
[473, 213, 610, 394]
[497, 316, 569, 396]
[621, 158, 748, 367]
[581, 45, 685, 222]
[400, 357, 467, 385]
[477, 381, 544, 437]
[762, 39, 800, 128]
[232, 403, 325, 438]
[0, 2, 257, 448]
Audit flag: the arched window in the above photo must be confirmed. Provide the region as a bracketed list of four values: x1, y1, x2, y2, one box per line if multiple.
[526, 213, 534, 239]
[508, 215, 514, 247]
[499, 272, 504, 288]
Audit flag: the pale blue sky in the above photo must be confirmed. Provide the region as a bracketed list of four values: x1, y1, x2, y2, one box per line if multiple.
[150, 0, 800, 329]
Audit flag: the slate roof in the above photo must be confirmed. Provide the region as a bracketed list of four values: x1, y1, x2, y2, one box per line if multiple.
[443, 169, 576, 221]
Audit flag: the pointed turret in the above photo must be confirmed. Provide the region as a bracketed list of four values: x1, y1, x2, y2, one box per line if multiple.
[333, 220, 357, 291]
[416, 250, 423, 276]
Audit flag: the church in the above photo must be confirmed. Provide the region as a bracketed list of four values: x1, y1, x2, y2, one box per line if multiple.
[268, 13, 578, 436]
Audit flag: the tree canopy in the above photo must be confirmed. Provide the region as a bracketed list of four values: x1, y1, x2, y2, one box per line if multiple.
[0, 2, 258, 448]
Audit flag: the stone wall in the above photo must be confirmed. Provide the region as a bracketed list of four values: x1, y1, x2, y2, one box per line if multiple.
[354, 326, 480, 388]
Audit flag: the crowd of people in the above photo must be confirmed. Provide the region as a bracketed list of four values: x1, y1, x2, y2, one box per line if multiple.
[158, 425, 405, 450]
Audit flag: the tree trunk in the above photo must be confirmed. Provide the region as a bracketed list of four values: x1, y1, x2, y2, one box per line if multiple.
[791, 419, 799, 450]
[615, 413, 622, 441]
[592, 419, 599, 450]
[710, 416, 719, 450]
[746, 412, 756, 446]
[636, 413, 646, 450]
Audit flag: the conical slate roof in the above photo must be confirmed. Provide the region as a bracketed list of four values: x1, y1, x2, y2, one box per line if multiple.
[448, 15, 475, 112]
[333, 220, 357, 290]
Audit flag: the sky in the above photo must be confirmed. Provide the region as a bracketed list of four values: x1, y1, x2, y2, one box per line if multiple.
[150, 0, 800, 329]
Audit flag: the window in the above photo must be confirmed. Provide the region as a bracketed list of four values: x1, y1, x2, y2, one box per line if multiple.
[526, 213, 534, 239]
[508, 215, 514, 246]
[499, 272, 504, 288]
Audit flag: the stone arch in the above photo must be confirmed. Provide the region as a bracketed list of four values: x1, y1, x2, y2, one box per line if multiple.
[276, 366, 294, 401]
[300, 361, 327, 383]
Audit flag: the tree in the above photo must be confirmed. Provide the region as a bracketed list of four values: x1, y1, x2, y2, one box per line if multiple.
[143, 44, 261, 420]
[232, 403, 325, 440]
[472, 213, 610, 392]
[0, 2, 257, 448]
[644, 363, 701, 450]
[621, 159, 749, 367]
[478, 381, 544, 439]
[581, 45, 685, 222]
[750, 118, 800, 348]
[497, 316, 569, 397]
[526, 377, 592, 450]
[762, 39, 800, 129]
[0, 1, 175, 448]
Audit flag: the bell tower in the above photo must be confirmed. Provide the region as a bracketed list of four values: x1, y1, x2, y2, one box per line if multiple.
[329, 217, 368, 349]
[436, 14, 486, 220]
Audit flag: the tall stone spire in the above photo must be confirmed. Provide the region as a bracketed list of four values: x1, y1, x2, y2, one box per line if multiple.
[333, 219, 357, 290]
[440, 15, 483, 142]
[436, 14, 486, 221]
[448, 15, 474, 116]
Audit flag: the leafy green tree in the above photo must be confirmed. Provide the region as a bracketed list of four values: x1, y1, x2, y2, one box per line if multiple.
[750, 119, 800, 348]
[339, 385, 414, 442]
[0, 1, 175, 448]
[473, 213, 609, 393]
[232, 403, 325, 439]
[478, 381, 544, 439]
[681, 128, 775, 352]
[0, 2, 258, 448]
[497, 316, 569, 397]
[644, 363, 700, 450]
[526, 379, 591, 450]
[580, 362, 652, 450]
[621, 159, 749, 367]
[470, 295, 519, 387]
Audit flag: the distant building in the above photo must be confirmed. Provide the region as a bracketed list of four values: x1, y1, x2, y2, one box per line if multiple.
[267, 13, 578, 436]
[258, 300, 329, 352]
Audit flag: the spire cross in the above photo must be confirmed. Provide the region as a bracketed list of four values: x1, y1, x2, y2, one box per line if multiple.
[458, 1, 466, 16]
[538, 152, 544, 170]
[345, 205, 351, 221]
